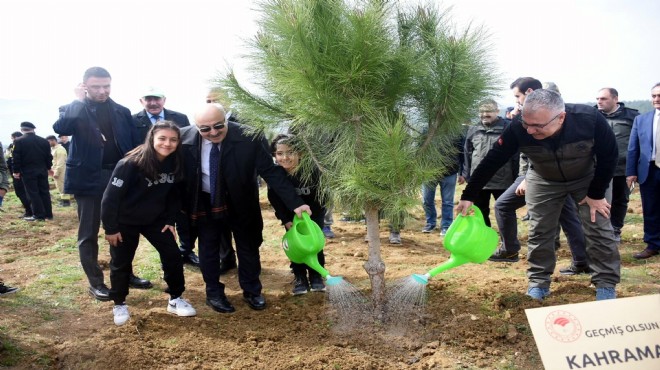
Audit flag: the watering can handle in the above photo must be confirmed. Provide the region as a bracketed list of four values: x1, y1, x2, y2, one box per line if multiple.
[467, 205, 483, 221]
[293, 211, 313, 225]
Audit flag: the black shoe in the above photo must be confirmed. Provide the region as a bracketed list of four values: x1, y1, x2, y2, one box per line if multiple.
[559, 264, 592, 276]
[24, 216, 45, 222]
[309, 274, 326, 292]
[62, 200, 71, 207]
[129, 275, 153, 289]
[0, 283, 19, 296]
[219, 259, 237, 275]
[292, 276, 309, 295]
[18, 213, 33, 219]
[488, 249, 520, 262]
[88, 285, 111, 301]
[206, 296, 236, 313]
[243, 293, 266, 310]
[182, 253, 200, 267]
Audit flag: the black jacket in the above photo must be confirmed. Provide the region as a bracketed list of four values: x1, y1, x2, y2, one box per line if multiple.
[11, 133, 52, 174]
[462, 104, 617, 201]
[53, 98, 140, 196]
[268, 167, 325, 228]
[101, 156, 179, 235]
[180, 122, 304, 244]
[133, 108, 191, 143]
[595, 103, 639, 176]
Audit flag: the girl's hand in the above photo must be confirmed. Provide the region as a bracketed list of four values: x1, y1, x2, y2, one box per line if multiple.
[284, 222, 293, 230]
[105, 232, 123, 247]
[162, 224, 177, 239]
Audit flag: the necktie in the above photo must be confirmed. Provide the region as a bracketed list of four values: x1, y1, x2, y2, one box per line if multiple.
[209, 143, 220, 203]
[656, 111, 660, 168]
[152, 115, 161, 124]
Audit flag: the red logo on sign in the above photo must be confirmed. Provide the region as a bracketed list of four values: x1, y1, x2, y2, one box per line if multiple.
[545, 310, 582, 343]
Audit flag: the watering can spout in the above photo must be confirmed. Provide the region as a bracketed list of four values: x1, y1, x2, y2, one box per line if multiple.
[305, 256, 330, 278]
[427, 255, 468, 278]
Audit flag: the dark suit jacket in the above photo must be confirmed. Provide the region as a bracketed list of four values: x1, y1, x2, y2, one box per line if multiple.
[180, 122, 304, 245]
[626, 110, 658, 184]
[11, 133, 52, 175]
[133, 108, 190, 143]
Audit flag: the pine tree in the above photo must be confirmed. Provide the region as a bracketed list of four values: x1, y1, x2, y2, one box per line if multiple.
[218, 0, 497, 315]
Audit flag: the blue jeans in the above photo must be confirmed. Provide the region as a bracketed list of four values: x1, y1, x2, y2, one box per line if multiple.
[421, 173, 457, 230]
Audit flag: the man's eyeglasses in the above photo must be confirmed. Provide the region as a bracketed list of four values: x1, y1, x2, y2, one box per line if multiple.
[197, 121, 226, 133]
[521, 112, 562, 130]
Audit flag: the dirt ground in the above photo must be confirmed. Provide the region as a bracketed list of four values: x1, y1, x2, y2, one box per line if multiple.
[0, 185, 658, 369]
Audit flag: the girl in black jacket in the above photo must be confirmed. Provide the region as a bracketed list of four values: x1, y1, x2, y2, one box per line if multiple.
[101, 121, 196, 326]
[267, 134, 327, 295]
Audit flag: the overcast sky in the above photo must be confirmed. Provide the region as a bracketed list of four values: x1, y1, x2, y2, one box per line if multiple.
[1, 0, 658, 142]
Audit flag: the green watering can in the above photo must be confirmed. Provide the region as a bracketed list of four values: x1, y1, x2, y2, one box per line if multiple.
[413, 205, 499, 284]
[282, 212, 343, 286]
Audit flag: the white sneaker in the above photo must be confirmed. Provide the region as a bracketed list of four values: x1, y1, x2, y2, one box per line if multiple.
[167, 297, 197, 317]
[113, 304, 130, 326]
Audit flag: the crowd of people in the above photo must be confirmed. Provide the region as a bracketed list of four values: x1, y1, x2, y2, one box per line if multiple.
[1, 67, 658, 319]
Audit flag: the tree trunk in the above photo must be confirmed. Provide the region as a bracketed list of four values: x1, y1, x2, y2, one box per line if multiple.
[363, 204, 386, 320]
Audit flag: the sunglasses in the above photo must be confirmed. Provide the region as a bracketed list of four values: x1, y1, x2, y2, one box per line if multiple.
[197, 121, 226, 133]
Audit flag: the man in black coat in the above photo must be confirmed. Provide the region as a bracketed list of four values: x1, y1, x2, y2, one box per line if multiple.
[11, 122, 53, 221]
[132, 87, 199, 267]
[180, 103, 310, 313]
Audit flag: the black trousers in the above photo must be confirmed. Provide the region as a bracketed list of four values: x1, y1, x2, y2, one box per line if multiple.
[21, 170, 52, 219]
[609, 175, 630, 233]
[177, 211, 236, 263]
[474, 189, 506, 227]
[12, 177, 32, 216]
[198, 217, 261, 298]
[109, 223, 185, 305]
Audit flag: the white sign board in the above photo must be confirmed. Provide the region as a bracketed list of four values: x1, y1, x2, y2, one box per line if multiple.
[525, 294, 660, 369]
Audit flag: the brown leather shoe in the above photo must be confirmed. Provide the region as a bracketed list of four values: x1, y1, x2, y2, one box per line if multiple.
[633, 248, 659, 260]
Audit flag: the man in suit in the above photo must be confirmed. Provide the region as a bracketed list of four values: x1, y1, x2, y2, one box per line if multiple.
[133, 87, 199, 267]
[133, 87, 191, 141]
[626, 82, 660, 259]
[53, 66, 152, 301]
[11, 122, 53, 221]
[180, 103, 310, 313]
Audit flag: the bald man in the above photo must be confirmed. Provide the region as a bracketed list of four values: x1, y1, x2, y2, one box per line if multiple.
[180, 104, 310, 312]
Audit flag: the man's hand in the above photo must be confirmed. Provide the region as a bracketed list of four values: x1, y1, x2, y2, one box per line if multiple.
[578, 196, 611, 223]
[293, 205, 312, 217]
[456, 200, 474, 216]
[515, 179, 527, 196]
[74, 83, 86, 101]
[161, 224, 177, 239]
[457, 176, 466, 185]
[626, 176, 637, 189]
[105, 232, 123, 247]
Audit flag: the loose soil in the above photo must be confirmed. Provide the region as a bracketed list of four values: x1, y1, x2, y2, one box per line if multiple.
[0, 185, 658, 369]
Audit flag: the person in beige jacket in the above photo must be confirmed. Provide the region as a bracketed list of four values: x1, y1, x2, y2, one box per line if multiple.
[46, 135, 71, 207]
